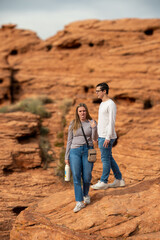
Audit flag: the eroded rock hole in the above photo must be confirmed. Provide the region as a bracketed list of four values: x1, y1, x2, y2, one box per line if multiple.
[83, 85, 94, 93]
[58, 41, 81, 49]
[89, 42, 94, 47]
[92, 98, 102, 104]
[46, 44, 52, 51]
[97, 40, 105, 46]
[84, 86, 89, 93]
[17, 132, 37, 144]
[17, 130, 37, 144]
[144, 28, 154, 36]
[12, 206, 28, 216]
[114, 94, 136, 104]
[143, 99, 153, 109]
[10, 69, 21, 103]
[3, 167, 14, 176]
[4, 93, 9, 100]
[10, 49, 18, 55]
[0, 79, 3, 83]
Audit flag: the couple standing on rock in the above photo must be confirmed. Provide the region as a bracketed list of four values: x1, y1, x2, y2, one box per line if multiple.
[65, 82, 125, 213]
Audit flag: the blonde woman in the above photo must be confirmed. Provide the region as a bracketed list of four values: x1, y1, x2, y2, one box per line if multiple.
[65, 103, 97, 213]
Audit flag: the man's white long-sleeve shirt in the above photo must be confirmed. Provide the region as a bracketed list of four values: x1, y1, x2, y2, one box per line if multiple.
[98, 99, 117, 140]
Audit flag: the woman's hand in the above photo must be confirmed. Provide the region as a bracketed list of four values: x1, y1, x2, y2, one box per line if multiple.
[89, 119, 96, 128]
[65, 159, 70, 165]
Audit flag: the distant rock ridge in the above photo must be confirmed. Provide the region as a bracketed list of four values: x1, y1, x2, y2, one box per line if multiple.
[1, 24, 17, 29]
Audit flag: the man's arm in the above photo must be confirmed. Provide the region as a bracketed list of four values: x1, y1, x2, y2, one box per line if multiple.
[103, 102, 116, 148]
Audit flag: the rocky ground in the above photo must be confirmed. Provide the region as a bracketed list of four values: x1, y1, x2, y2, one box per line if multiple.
[0, 19, 160, 239]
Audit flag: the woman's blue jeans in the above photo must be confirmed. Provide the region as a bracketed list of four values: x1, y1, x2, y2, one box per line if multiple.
[69, 145, 93, 202]
[98, 137, 122, 183]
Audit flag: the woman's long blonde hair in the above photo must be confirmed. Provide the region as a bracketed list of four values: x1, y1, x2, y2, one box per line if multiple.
[71, 103, 92, 133]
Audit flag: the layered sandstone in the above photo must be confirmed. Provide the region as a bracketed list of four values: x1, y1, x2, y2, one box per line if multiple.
[0, 112, 41, 173]
[0, 19, 159, 239]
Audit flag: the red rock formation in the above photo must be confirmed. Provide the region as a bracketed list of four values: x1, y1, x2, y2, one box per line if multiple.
[0, 19, 159, 239]
[0, 112, 41, 173]
[0, 23, 41, 105]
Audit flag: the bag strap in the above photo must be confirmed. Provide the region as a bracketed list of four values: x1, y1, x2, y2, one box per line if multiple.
[80, 123, 89, 147]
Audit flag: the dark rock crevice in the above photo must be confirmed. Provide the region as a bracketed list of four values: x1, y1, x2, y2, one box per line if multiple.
[1, 50, 21, 104]
[143, 98, 153, 109]
[10, 49, 18, 55]
[12, 206, 28, 216]
[144, 28, 154, 36]
[114, 94, 136, 104]
[0, 68, 20, 105]
[10, 68, 21, 103]
[57, 40, 82, 49]
[16, 131, 38, 144]
[3, 167, 14, 176]
[92, 98, 102, 104]
[83, 85, 94, 93]
[46, 44, 53, 51]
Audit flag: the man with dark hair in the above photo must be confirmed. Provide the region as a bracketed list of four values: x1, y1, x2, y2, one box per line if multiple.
[91, 82, 125, 190]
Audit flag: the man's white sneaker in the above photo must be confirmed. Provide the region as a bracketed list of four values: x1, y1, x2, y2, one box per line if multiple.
[108, 179, 125, 188]
[84, 195, 90, 204]
[73, 202, 85, 213]
[91, 180, 108, 190]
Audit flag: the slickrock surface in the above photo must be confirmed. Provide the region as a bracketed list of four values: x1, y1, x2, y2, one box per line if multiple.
[0, 19, 159, 239]
[10, 180, 160, 240]
[0, 168, 71, 240]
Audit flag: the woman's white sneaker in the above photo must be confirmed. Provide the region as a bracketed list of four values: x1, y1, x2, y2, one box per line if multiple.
[73, 202, 85, 213]
[84, 195, 90, 204]
[108, 179, 125, 188]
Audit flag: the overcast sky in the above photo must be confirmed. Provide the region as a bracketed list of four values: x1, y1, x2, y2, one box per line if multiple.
[0, 0, 160, 40]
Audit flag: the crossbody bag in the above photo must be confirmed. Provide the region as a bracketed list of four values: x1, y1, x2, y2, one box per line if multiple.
[81, 124, 97, 163]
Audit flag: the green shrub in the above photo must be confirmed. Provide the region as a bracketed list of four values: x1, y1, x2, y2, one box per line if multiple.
[0, 106, 8, 113]
[55, 98, 73, 177]
[57, 131, 64, 139]
[39, 136, 54, 169]
[40, 126, 49, 136]
[61, 116, 66, 128]
[54, 98, 73, 179]
[59, 98, 73, 115]
[39, 96, 54, 104]
[54, 141, 64, 147]
[56, 148, 72, 182]
[16, 98, 51, 118]
[0, 97, 52, 118]
[56, 147, 65, 178]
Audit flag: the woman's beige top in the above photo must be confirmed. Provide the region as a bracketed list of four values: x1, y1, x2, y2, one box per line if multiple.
[65, 120, 97, 160]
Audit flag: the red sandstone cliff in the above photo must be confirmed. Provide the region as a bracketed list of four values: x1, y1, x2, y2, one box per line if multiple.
[0, 19, 160, 240]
